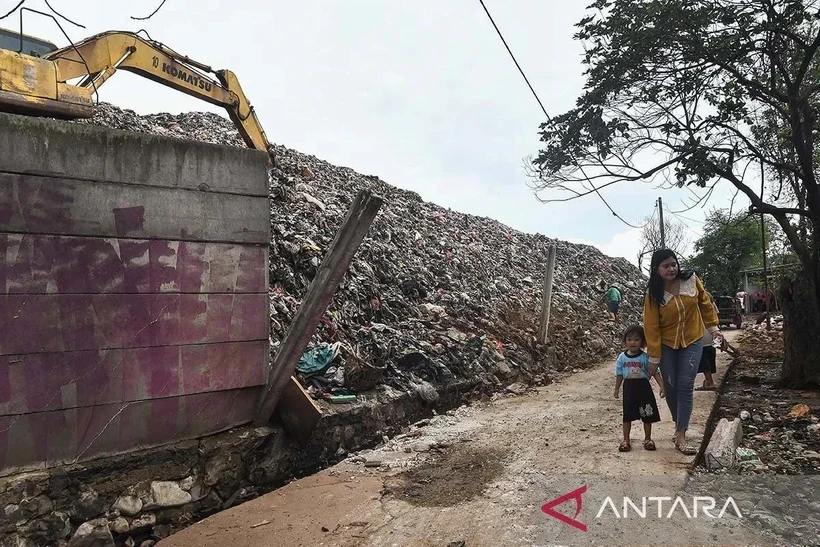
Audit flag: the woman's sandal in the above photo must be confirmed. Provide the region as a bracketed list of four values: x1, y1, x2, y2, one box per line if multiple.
[675, 441, 697, 455]
[618, 440, 631, 452]
[643, 439, 656, 451]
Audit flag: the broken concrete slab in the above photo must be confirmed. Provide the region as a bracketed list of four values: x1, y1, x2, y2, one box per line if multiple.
[705, 418, 743, 470]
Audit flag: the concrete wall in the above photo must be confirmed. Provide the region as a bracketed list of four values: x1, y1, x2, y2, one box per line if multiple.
[0, 377, 477, 546]
[0, 112, 270, 476]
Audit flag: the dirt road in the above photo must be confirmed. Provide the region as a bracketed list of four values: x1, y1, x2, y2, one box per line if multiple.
[160, 332, 775, 546]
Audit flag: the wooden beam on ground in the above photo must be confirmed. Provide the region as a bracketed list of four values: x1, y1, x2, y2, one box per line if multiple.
[537, 243, 557, 345]
[278, 377, 323, 444]
[254, 189, 384, 430]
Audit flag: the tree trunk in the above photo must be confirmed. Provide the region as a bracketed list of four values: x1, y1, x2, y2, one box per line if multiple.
[779, 263, 820, 388]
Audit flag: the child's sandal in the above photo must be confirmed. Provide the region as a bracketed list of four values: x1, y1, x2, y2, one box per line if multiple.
[643, 439, 656, 451]
[618, 440, 631, 452]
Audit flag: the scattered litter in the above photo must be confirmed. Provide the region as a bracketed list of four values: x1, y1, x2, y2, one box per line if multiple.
[296, 343, 341, 374]
[736, 447, 760, 463]
[788, 404, 810, 418]
[325, 394, 357, 404]
[707, 328, 820, 476]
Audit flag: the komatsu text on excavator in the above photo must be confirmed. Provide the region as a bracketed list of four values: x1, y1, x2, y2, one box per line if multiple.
[0, 27, 270, 151]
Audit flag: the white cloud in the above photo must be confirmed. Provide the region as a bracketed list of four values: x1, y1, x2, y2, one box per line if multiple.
[601, 229, 644, 266]
[568, 228, 643, 267]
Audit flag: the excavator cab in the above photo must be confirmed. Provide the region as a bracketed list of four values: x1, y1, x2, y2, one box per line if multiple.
[0, 27, 94, 118]
[0, 27, 58, 57]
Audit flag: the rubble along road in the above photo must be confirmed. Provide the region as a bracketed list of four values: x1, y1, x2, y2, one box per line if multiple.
[159, 331, 774, 547]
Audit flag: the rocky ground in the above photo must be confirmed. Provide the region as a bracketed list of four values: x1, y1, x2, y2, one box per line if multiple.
[703, 321, 820, 476]
[79, 105, 647, 403]
[690, 319, 820, 545]
[158, 334, 782, 547]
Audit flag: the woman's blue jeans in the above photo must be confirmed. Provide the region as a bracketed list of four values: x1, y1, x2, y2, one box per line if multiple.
[660, 342, 703, 432]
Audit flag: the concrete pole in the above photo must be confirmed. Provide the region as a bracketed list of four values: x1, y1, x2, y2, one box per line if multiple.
[538, 244, 557, 344]
[658, 197, 666, 249]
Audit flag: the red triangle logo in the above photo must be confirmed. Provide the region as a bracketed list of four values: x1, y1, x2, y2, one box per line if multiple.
[541, 484, 588, 532]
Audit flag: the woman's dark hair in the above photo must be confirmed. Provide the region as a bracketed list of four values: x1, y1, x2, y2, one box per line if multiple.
[623, 324, 646, 345]
[646, 249, 695, 305]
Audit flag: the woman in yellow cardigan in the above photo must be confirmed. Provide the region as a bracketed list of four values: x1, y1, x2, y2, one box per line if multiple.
[643, 249, 723, 455]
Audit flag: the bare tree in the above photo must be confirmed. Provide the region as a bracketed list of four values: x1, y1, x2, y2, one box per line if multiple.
[638, 216, 690, 273]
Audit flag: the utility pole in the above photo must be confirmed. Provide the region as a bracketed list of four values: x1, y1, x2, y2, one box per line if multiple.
[657, 197, 666, 249]
[760, 159, 771, 329]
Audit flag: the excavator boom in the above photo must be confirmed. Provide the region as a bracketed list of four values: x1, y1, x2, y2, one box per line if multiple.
[0, 30, 269, 151]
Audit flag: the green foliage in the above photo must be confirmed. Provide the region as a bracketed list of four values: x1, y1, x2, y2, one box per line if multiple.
[533, 0, 820, 384]
[688, 210, 770, 296]
[530, 0, 819, 272]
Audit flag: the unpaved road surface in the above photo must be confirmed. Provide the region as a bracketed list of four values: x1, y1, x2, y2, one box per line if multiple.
[161, 332, 778, 546]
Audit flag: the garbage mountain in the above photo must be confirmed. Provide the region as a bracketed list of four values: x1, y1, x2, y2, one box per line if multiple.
[80, 104, 647, 399]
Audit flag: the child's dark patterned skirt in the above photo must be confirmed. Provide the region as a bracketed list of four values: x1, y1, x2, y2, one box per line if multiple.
[622, 378, 661, 423]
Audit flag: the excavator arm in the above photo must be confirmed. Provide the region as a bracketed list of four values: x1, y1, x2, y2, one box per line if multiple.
[44, 31, 269, 151]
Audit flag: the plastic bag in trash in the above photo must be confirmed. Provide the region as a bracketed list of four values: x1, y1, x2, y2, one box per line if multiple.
[412, 379, 439, 403]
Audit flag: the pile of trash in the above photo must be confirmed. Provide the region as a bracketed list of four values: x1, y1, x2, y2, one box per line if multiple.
[733, 404, 820, 475]
[719, 328, 820, 475]
[80, 104, 647, 400]
[751, 312, 785, 331]
[738, 323, 785, 362]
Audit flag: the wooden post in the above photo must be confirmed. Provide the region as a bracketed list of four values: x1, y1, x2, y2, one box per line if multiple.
[254, 189, 384, 428]
[538, 244, 557, 344]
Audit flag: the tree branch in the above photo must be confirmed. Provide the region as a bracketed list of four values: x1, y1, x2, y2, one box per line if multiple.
[795, 28, 820, 87]
[711, 158, 812, 263]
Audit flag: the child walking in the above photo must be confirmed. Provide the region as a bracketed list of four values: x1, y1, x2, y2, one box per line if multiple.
[614, 325, 665, 451]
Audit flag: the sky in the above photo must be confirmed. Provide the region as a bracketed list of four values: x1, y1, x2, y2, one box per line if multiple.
[7, 0, 751, 268]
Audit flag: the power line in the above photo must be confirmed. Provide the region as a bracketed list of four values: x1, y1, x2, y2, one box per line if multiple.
[648, 200, 658, 224]
[669, 210, 703, 239]
[670, 184, 717, 214]
[44, 0, 85, 28]
[477, 0, 548, 118]
[477, 0, 650, 230]
[671, 212, 706, 225]
[131, 0, 167, 21]
[0, 0, 25, 20]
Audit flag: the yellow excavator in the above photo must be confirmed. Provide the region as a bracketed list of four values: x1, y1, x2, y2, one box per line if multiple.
[0, 28, 270, 151]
